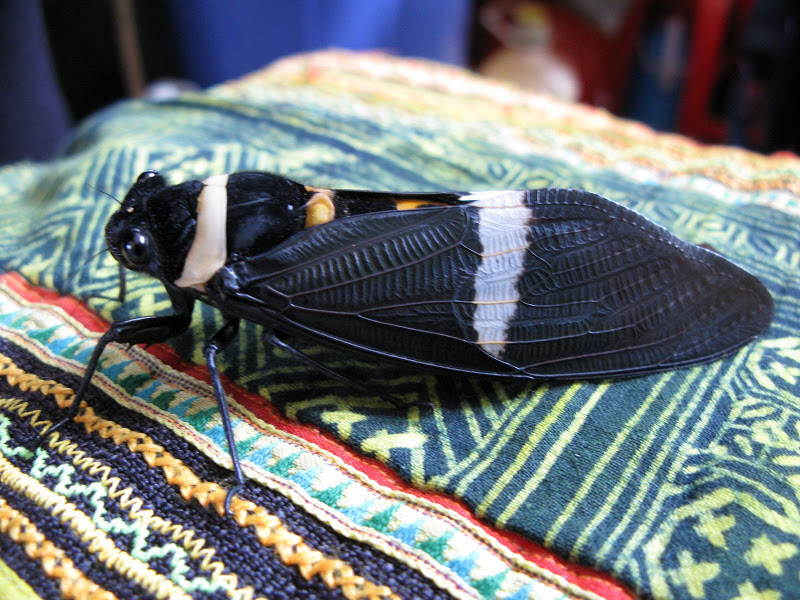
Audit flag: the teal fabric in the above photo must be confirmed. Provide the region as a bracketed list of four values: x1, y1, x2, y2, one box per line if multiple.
[0, 59, 798, 600]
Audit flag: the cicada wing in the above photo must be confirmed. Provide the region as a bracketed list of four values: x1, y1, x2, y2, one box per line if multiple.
[232, 201, 506, 374]
[498, 190, 773, 378]
[229, 189, 773, 379]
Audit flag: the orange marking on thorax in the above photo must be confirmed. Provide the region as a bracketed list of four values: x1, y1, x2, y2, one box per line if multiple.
[394, 199, 449, 210]
[304, 188, 336, 228]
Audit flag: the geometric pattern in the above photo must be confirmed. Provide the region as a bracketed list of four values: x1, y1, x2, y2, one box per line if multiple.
[0, 274, 620, 600]
[1, 50, 799, 599]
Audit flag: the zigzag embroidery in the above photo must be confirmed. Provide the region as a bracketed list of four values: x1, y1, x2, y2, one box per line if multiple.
[0, 448, 192, 600]
[0, 349, 402, 600]
[0, 495, 116, 600]
[0, 412, 259, 600]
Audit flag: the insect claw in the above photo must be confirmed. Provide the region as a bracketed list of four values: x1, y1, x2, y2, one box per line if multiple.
[223, 483, 245, 516]
[32, 431, 50, 452]
[34, 414, 71, 451]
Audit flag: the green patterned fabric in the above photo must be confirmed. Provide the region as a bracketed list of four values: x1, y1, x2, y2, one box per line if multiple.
[1, 51, 798, 599]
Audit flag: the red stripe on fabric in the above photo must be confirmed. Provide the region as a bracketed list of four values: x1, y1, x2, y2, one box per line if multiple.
[1, 271, 634, 600]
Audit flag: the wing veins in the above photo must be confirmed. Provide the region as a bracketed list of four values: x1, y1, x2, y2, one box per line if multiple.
[286, 238, 466, 299]
[247, 207, 460, 285]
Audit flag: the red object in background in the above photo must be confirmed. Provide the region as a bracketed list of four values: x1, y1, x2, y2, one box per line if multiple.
[546, 0, 758, 142]
[544, 2, 647, 111]
[471, 0, 646, 112]
[472, 0, 765, 145]
[677, 0, 756, 142]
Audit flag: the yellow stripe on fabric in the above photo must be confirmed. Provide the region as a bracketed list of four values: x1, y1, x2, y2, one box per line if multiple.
[484, 380, 511, 422]
[440, 383, 551, 494]
[494, 383, 609, 526]
[612, 356, 759, 598]
[0, 350, 402, 600]
[0, 556, 42, 600]
[408, 408, 427, 487]
[571, 369, 699, 562]
[430, 382, 458, 470]
[460, 392, 485, 450]
[0, 453, 192, 600]
[428, 377, 506, 474]
[605, 360, 728, 570]
[545, 372, 675, 548]
[0, 496, 116, 600]
[567, 369, 695, 561]
[476, 381, 582, 519]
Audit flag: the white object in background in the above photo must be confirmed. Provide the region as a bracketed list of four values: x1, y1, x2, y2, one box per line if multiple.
[478, 1, 580, 101]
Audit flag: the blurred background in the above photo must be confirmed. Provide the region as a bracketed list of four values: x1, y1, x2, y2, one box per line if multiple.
[1, 0, 798, 164]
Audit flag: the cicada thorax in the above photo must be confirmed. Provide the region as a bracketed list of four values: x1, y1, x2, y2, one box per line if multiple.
[163, 172, 468, 293]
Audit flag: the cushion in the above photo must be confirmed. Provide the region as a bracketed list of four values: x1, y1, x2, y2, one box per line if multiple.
[1, 50, 798, 600]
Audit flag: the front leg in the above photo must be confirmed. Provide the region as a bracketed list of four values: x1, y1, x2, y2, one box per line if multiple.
[43, 291, 195, 439]
[202, 318, 242, 513]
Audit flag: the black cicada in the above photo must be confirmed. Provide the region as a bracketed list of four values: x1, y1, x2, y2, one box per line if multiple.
[57, 170, 774, 510]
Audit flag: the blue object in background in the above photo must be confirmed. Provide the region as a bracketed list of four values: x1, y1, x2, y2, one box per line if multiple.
[625, 13, 688, 132]
[164, 0, 471, 88]
[0, 0, 71, 163]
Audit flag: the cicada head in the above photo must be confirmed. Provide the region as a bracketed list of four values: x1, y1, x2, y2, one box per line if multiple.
[105, 170, 202, 284]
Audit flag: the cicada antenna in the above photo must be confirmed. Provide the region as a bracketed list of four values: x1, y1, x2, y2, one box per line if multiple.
[63, 245, 127, 304]
[87, 182, 122, 205]
[79, 182, 126, 302]
[65, 245, 113, 281]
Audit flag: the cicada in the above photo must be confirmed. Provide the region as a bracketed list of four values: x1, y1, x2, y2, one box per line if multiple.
[57, 170, 774, 510]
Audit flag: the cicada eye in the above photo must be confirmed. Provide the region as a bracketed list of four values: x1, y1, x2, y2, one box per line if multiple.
[121, 228, 151, 266]
[137, 170, 159, 183]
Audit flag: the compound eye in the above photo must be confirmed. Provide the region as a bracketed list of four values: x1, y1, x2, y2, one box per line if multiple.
[137, 170, 159, 183]
[121, 228, 151, 266]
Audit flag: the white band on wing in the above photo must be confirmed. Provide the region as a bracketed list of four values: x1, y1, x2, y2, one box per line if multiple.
[174, 174, 229, 290]
[470, 191, 531, 359]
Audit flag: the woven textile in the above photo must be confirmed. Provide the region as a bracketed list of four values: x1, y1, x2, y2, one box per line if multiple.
[0, 50, 798, 599]
[0, 272, 618, 600]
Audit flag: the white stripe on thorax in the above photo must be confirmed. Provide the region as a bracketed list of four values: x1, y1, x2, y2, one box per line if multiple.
[468, 191, 531, 358]
[174, 173, 229, 290]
